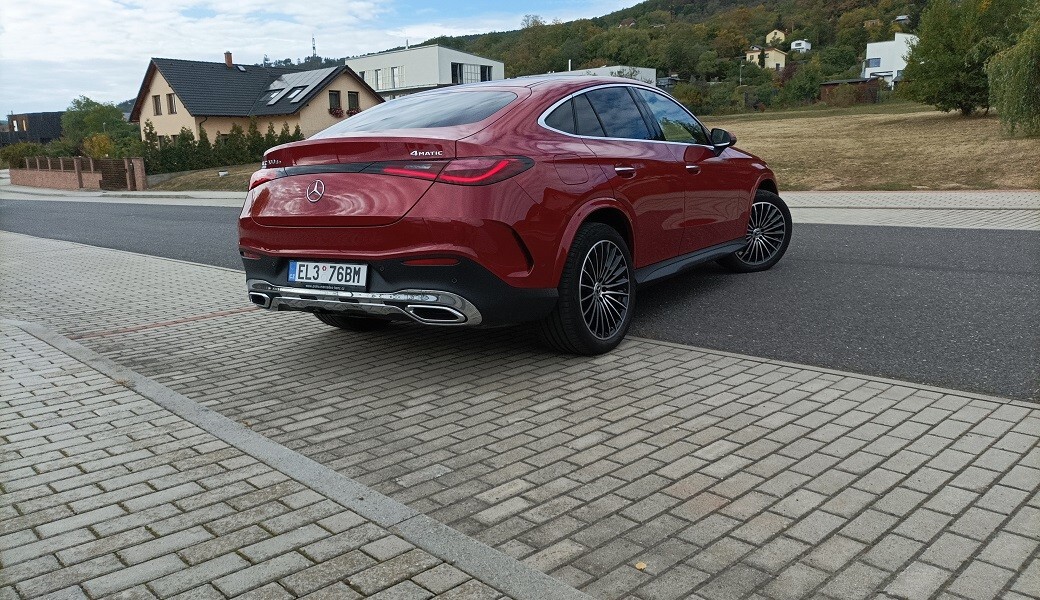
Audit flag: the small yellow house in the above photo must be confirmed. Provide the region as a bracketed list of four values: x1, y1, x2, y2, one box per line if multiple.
[746, 47, 788, 72]
[766, 29, 786, 46]
[129, 52, 382, 142]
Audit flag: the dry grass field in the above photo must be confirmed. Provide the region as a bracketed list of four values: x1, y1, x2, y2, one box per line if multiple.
[708, 102, 1040, 190]
[149, 162, 258, 192]
[151, 102, 1039, 192]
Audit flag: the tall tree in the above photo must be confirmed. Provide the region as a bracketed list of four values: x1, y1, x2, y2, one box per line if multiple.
[61, 96, 138, 146]
[901, 0, 1028, 115]
[986, 0, 1040, 134]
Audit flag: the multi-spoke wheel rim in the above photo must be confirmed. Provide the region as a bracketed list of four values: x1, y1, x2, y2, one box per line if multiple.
[738, 201, 787, 265]
[579, 240, 630, 340]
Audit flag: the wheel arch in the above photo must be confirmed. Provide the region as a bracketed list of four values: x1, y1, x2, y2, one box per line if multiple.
[756, 177, 779, 197]
[552, 200, 636, 286]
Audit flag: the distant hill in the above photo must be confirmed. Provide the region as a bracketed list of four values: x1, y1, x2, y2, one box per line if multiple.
[416, 0, 922, 80]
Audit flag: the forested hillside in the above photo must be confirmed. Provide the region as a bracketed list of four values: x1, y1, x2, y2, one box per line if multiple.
[417, 0, 924, 113]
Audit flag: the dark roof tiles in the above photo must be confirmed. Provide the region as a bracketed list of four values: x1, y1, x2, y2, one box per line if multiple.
[149, 58, 343, 118]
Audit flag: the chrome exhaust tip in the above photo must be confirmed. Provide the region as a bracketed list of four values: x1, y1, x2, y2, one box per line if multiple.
[405, 304, 466, 324]
[248, 292, 272, 308]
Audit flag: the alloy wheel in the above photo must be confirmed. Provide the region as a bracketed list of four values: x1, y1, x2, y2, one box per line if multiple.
[579, 240, 630, 339]
[737, 201, 787, 265]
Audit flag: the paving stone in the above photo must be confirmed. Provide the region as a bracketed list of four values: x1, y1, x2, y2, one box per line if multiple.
[430, 580, 501, 600]
[946, 560, 1016, 600]
[762, 563, 829, 600]
[634, 564, 709, 600]
[884, 561, 952, 600]
[348, 549, 441, 596]
[148, 553, 251, 597]
[81, 554, 186, 597]
[367, 580, 434, 600]
[411, 564, 470, 595]
[818, 561, 889, 600]
[212, 551, 313, 597]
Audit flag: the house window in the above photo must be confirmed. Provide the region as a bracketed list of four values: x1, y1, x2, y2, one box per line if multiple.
[373, 69, 382, 90]
[11, 120, 18, 132]
[347, 91, 360, 111]
[358, 70, 365, 82]
[451, 63, 480, 84]
[286, 86, 307, 100]
[390, 66, 401, 88]
[167, 93, 177, 114]
[329, 91, 341, 110]
[152, 95, 162, 116]
[480, 65, 493, 81]
[866, 58, 881, 68]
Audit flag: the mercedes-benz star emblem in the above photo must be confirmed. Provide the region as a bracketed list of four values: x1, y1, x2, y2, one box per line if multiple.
[306, 180, 325, 203]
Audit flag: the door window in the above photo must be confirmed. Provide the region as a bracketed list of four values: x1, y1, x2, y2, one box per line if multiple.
[634, 89, 710, 145]
[584, 87, 653, 140]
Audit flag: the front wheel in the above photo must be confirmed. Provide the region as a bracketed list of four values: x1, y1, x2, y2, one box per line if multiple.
[718, 190, 792, 273]
[539, 223, 635, 355]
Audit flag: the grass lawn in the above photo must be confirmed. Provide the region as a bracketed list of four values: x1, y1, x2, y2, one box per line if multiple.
[149, 163, 258, 192]
[149, 101, 1039, 192]
[707, 100, 1040, 191]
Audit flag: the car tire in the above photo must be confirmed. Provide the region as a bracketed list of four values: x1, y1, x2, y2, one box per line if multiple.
[314, 313, 392, 332]
[718, 190, 792, 273]
[540, 222, 635, 355]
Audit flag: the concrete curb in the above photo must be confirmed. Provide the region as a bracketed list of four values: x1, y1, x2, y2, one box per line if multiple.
[3, 319, 595, 600]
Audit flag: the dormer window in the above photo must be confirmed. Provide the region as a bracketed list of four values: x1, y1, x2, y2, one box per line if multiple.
[286, 86, 307, 100]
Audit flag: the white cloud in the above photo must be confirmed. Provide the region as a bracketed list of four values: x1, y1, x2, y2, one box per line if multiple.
[0, 0, 634, 114]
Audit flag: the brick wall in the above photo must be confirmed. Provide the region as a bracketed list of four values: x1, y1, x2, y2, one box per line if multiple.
[10, 168, 102, 190]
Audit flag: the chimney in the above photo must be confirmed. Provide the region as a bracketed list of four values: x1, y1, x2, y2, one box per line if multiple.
[224, 51, 233, 68]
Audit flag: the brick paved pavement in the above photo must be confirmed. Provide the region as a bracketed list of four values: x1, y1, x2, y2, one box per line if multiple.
[0, 320, 585, 600]
[1, 231, 1039, 600]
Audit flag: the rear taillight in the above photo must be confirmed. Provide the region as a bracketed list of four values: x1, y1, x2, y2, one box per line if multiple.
[366, 156, 533, 186]
[248, 168, 282, 190]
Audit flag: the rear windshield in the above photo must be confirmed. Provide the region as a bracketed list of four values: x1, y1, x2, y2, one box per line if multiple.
[312, 90, 518, 138]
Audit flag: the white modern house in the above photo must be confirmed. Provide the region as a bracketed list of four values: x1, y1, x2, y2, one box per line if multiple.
[862, 33, 918, 86]
[526, 65, 658, 85]
[790, 39, 812, 52]
[344, 45, 504, 100]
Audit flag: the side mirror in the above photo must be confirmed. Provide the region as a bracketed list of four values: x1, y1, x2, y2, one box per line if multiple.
[710, 128, 737, 152]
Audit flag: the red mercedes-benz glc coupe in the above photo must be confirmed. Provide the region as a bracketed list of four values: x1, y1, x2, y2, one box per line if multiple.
[240, 76, 791, 355]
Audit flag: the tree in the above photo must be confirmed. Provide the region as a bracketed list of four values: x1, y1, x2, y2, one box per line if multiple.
[82, 134, 114, 159]
[902, 0, 1029, 116]
[61, 96, 138, 147]
[986, 1, 1040, 135]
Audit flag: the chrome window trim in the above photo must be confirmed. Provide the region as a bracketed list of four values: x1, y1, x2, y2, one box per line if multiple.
[536, 83, 716, 151]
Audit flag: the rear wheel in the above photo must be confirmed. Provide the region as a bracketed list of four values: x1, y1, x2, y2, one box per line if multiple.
[540, 223, 634, 355]
[718, 190, 792, 273]
[314, 313, 392, 332]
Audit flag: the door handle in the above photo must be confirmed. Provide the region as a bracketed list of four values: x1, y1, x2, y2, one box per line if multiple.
[614, 165, 636, 178]
[686, 165, 701, 174]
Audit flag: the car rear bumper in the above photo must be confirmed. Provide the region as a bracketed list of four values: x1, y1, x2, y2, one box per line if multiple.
[242, 255, 558, 326]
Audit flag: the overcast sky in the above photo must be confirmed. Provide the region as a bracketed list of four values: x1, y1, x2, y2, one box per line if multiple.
[0, 0, 632, 116]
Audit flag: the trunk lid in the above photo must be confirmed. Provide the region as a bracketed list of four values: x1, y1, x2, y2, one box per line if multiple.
[251, 136, 455, 227]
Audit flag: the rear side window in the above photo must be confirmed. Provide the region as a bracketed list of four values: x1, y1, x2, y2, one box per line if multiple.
[544, 100, 575, 134]
[635, 88, 710, 145]
[584, 87, 652, 140]
[313, 91, 517, 137]
[574, 94, 606, 137]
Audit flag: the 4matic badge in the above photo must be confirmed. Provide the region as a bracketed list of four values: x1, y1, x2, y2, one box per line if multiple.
[410, 150, 444, 157]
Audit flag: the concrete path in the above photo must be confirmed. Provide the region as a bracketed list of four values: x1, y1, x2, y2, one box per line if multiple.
[1, 231, 1037, 600]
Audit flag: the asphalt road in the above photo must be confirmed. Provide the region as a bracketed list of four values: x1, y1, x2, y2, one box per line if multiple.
[2, 199, 1037, 401]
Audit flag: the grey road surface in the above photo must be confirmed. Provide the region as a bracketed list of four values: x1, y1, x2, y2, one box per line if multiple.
[1, 199, 1036, 401]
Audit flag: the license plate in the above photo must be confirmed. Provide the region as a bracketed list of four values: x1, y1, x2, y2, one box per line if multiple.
[288, 260, 367, 287]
